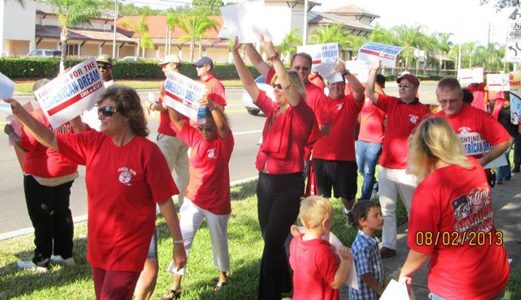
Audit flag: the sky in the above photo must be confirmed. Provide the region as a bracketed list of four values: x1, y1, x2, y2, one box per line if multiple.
[121, 0, 514, 45]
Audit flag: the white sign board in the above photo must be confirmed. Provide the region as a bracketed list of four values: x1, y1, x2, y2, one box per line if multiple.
[0, 71, 15, 99]
[297, 43, 339, 65]
[163, 71, 207, 122]
[218, 0, 272, 43]
[510, 92, 521, 125]
[458, 68, 484, 85]
[380, 280, 414, 300]
[487, 74, 510, 92]
[34, 57, 105, 128]
[314, 60, 338, 79]
[357, 42, 404, 68]
[506, 21, 521, 62]
[345, 60, 371, 82]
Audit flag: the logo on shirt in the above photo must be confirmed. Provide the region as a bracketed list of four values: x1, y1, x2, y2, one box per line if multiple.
[451, 184, 493, 242]
[118, 167, 136, 186]
[458, 126, 472, 134]
[409, 114, 419, 124]
[337, 104, 343, 110]
[207, 148, 217, 159]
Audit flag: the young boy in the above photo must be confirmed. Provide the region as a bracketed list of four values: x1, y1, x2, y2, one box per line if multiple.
[349, 201, 385, 300]
[289, 196, 352, 300]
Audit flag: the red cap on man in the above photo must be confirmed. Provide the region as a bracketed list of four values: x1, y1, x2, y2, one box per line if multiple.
[397, 74, 420, 87]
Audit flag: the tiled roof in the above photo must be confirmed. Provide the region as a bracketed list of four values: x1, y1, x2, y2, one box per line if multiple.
[308, 12, 375, 31]
[117, 16, 223, 39]
[322, 5, 379, 18]
[35, 25, 135, 43]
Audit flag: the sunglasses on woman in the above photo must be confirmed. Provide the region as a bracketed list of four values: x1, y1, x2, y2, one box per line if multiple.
[98, 105, 118, 117]
[271, 83, 283, 89]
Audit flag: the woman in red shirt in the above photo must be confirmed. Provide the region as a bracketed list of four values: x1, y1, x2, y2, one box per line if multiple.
[232, 36, 319, 300]
[400, 117, 509, 300]
[4, 86, 187, 300]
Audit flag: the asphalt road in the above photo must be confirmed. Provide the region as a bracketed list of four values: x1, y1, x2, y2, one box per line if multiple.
[0, 83, 438, 236]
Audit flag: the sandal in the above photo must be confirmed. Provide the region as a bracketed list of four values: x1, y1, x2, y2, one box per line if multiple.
[213, 281, 228, 293]
[161, 288, 182, 300]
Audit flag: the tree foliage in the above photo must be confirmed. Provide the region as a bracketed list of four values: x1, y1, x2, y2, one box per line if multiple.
[122, 16, 155, 58]
[193, 0, 224, 15]
[278, 28, 303, 61]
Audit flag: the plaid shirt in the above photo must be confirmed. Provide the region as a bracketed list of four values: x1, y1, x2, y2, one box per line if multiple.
[349, 230, 384, 300]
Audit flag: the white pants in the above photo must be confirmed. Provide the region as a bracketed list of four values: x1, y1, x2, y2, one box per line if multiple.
[174, 198, 230, 276]
[378, 167, 418, 250]
[156, 134, 189, 206]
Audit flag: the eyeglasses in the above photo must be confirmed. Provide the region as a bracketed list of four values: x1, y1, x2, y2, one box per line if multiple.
[198, 125, 214, 132]
[98, 64, 111, 70]
[97, 105, 118, 117]
[271, 83, 283, 89]
[398, 84, 412, 89]
[293, 66, 310, 72]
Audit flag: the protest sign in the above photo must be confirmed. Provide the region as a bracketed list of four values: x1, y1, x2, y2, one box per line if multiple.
[219, 0, 272, 43]
[34, 57, 105, 128]
[297, 43, 339, 65]
[380, 280, 414, 300]
[458, 68, 484, 85]
[0, 71, 15, 99]
[163, 71, 207, 122]
[358, 42, 404, 68]
[0, 103, 12, 115]
[314, 60, 338, 79]
[487, 74, 510, 92]
[510, 71, 521, 93]
[510, 92, 521, 124]
[345, 60, 371, 82]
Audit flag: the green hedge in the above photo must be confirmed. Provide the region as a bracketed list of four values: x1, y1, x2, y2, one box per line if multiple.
[0, 58, 261, 80]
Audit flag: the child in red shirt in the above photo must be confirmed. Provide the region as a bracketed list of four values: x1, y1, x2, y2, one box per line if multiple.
[289, 196, 352, 300]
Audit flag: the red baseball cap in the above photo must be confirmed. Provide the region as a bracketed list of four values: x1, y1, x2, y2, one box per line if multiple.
[397, 74, 420, 87]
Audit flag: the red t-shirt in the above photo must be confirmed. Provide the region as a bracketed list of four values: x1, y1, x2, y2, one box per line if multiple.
[376, 94, 430, 169]
[173, 123, 234, 215]
[56, 131, 178, 272]
[157, 81, 177, 137]
[358, 98, 386, 144]
[266, 67, 331, 125]
[289, 234, 340, 300]
[20, 107, 78, 177]
[466, 83, 487, 112]
[255, 90, 319, 174]
[408, 158, 509, 300]
[309, 74, 325, 91]
[201, 75, 227, 107]
[433, 104, 511, 159]
[313, 95, 363, 161]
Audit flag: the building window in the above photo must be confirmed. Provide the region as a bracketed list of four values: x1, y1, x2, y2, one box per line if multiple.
[67, 44, 79, 56]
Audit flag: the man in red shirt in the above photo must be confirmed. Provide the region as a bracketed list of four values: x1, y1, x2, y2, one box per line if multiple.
[434, 77, 512, 167]
[193, 56, 227, 110]
[366, 61, 430, 258]
[312, 66, 364, 224]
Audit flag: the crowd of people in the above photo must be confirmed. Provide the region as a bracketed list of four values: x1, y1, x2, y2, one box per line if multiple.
[2, 38, 518, 299]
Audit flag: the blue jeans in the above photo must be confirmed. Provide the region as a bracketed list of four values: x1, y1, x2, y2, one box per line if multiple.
[430, 290, 504, 300]
[497, 145, 513, 181]
[355, 140, 382, 200]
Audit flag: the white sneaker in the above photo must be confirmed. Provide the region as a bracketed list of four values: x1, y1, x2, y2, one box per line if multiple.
[50, 255, 76, 266]
[17, 260, 49, 273]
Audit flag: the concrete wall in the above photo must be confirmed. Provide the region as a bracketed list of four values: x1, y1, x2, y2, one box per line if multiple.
[1, 0, 36, 55]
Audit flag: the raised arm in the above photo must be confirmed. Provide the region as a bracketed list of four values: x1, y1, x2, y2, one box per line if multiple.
[167, 106, 185, 132]
[365, 60, 381, 105]
[232, 37, 261, 103]
[200, 98, 230, 139]
[337, 60, 364, 102]
[260, 36, 301, 107]
[244, 43, 271, 78]
[3, 98, 58, 150]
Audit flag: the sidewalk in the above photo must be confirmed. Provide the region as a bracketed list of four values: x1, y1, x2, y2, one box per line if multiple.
[375, 171, 521, 299]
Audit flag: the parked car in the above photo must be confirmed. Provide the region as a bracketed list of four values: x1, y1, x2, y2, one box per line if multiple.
[27, 49, 61, 58]
[242, 75, 274, 116]
[120, 56, 140, 61]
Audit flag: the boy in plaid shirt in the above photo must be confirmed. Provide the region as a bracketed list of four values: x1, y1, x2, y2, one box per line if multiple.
[349, 201, 385, 299]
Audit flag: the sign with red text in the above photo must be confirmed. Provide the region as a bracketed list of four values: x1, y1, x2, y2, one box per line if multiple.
[458, 68, 484, 85]
[34, 57, 105, 128]
[486, 73, 510, 92]
[358, 42, 404, 68]
[297, 43, 339, 65]
[163, 71, 207, 122]
[511, 92, 521, 125]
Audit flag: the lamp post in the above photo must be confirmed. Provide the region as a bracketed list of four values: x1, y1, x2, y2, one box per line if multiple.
[112, 0, 118, 59]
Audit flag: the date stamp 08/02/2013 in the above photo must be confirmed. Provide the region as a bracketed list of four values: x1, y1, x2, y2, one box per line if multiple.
[415, 230, 504, 247]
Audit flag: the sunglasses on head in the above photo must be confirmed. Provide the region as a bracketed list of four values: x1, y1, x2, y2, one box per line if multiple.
[98, 64, 111, 70]
[198, 125, 214, 132]
[271, 83, 283, 89]
[97, 105, 118, 117]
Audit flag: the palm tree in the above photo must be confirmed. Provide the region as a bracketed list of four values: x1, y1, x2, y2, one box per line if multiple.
[278, 28, 302, 63]
[44, 0, 101, 72]
[122, 16, 154, 59]
[166, 13, 179, 56]
[174, 8, 219, 62]
[310, 25, 349, 48]
[369, 25, 396, 45]
[435, 32, 453, 69]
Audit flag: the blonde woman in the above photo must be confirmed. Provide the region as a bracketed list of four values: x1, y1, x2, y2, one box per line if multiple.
[232, 36, 320, 300]
[400, 117, 509, 300]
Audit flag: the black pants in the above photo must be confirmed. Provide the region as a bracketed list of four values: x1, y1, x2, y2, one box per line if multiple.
[514, 135, 521, 169]
[257, 172, 304, 300]
[24, 175, 74, 264]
